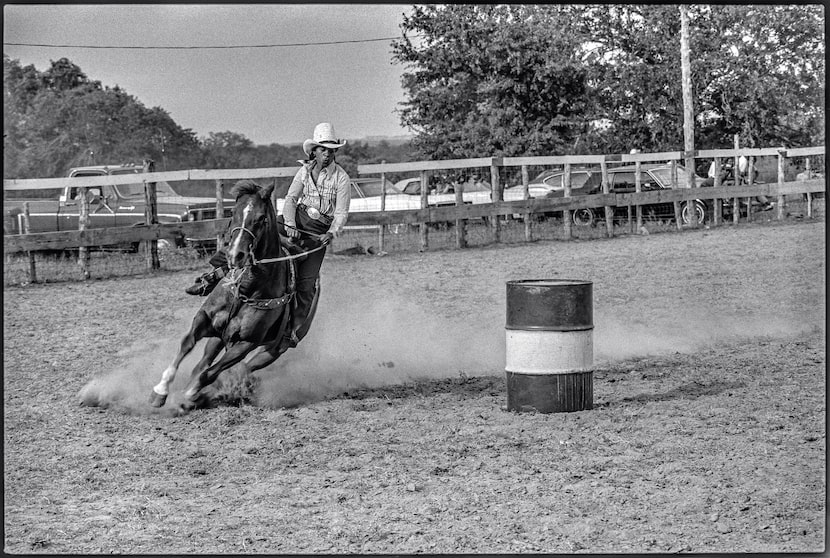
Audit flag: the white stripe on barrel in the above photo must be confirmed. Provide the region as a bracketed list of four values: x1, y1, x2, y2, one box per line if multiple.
[505, 329, 593, 374]
[505, 279, 593, 413]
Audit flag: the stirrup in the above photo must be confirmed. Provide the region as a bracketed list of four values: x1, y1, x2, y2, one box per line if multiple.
[184, 268, 224, 296]
[279, 329, 300, 351]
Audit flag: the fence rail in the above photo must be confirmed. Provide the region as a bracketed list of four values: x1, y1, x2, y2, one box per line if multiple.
[3, 146, 826, 282]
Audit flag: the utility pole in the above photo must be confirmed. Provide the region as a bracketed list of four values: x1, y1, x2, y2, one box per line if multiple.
[680, 5, 698, 228]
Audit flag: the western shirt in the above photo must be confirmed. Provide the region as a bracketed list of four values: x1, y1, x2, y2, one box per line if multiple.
[283, 159, 351, 237]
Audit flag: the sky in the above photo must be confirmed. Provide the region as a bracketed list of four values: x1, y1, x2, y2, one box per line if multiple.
[3, 4, 414, 146]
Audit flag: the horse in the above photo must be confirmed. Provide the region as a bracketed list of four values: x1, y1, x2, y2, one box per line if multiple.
[148, 179, 319, 413]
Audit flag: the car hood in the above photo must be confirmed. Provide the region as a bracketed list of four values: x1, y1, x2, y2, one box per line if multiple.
[156, 195, 235, 207]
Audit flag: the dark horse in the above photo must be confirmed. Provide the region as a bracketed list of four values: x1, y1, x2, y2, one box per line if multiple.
[149, 179, 318, 412]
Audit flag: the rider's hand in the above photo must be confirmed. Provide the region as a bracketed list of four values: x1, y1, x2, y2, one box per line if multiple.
[286, 224, 301, 239]
[318, 232, 333, 246]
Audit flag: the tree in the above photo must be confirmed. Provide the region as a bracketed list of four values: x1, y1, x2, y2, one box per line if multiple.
[392, 5, 824, 157]
[393, 5, 593, 160]
[690, 5, 824, 148]
[4, 55, 203, 177]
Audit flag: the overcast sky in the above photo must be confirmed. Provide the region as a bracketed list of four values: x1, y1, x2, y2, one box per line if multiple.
[3, 4, 413, 145]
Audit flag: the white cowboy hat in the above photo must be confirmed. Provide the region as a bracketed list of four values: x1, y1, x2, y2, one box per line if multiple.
[302, 122, 346, 156]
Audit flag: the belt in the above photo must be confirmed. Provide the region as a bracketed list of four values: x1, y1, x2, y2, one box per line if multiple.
[298, 204, 333, 224]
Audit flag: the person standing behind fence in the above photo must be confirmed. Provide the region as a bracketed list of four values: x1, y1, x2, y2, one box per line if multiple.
[707, 156, 773, 211]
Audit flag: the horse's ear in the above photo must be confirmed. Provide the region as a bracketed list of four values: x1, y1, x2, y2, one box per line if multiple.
[262, 183, 275, 201]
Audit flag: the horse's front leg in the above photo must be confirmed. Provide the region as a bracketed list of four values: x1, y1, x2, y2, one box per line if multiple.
[179, 340, 258, 412]
[149, 310, 212, 407]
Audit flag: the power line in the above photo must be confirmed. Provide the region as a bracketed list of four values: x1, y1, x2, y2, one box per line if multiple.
[3, 35, 415, 50]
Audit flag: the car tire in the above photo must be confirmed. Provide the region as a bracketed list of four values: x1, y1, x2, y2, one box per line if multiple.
[681, 201, 707, 225]
[572, 208, 595, 226]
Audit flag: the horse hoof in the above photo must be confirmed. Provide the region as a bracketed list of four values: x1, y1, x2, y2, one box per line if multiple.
[148, 391, 168, 407]
[177, 397, 197, 415]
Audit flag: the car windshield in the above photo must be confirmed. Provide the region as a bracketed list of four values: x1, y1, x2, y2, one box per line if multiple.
[115, 181, 178, 198]
[542, 172, 593, 190]
[649, 167, 694, 188]
[350, 181, 401, 199]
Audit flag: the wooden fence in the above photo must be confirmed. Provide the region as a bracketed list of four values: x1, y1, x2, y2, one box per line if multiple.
[3, 146, 825, 282]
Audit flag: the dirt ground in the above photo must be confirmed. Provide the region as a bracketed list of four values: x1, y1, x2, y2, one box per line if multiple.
[3, 219, 826, 553]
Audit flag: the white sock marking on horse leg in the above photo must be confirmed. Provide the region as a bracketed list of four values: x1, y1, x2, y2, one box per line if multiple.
[153, 364, 177, 395]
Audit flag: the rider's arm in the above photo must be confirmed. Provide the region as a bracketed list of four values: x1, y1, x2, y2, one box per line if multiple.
[327, 169, 352, 237]
[283, 165, 307, 229]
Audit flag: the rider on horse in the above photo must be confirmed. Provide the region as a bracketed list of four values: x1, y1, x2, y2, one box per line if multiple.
[184, 122, 352, 350]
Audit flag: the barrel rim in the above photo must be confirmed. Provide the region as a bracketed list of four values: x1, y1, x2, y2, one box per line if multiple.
[506, 278, 593, 287]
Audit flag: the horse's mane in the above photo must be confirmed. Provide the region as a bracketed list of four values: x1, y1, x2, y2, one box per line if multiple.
[230, 179, 262, 199]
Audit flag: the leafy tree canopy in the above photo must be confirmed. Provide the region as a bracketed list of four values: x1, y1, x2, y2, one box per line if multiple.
[393, 4, 824, 159]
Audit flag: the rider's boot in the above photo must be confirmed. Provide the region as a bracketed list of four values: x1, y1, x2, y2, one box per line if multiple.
[279, 285, 315, 350]
[184, 267, 226, 296]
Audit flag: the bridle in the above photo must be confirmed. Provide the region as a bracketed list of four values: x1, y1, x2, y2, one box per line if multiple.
[229, 223, 325, 266]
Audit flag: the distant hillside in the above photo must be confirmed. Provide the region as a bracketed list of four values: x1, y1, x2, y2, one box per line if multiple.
[359, 135, 413, 146]
[276, 135, 412, 150]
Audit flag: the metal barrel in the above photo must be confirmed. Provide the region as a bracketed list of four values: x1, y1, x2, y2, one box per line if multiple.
[505, 279, 593, 413]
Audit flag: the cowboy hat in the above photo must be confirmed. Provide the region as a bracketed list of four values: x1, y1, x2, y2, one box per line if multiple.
[302, 122, 346, 156]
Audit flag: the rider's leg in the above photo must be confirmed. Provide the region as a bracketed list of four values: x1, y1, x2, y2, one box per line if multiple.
[282, 245, 326, 347]
[185, 249, 229, 296]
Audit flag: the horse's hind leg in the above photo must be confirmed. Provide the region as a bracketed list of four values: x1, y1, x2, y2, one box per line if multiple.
[244, 341, 286, 373]
[149, 310, 212, 407]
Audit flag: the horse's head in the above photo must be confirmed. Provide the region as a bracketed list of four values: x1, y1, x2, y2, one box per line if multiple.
[226, 180, 277, 269]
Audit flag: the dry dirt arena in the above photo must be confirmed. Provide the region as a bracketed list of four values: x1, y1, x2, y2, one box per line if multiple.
[4, 219, 826, 554]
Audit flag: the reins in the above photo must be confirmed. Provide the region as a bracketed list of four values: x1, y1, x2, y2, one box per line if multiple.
[224, 216, 323, 312]
[253, 222, 327, 265]
[230, 223, 325, 265]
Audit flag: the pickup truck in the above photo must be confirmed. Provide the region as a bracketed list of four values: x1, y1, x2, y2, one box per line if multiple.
[4, 164, 234, 250]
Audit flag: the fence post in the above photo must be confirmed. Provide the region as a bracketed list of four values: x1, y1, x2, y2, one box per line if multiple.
[143, 159, 159, 271]
[78, 183, 90, 280]
[521, 165, 532, 242]
[419, 170, 429, 252]
[777, 149, 786, 220]
[805, 156, 813, 218]
[379, 166, 386, 252]
[671, 160, 682, 230]
[455, 174, 467, 249]
[712, 157, 722, 226]
[601, 159, 612, 237]
[746, 155, 755, 222]
[733, 135, 741, 225]
[634, 161, 643, 233]
[684, 151, 698, 229]
[563, 163, 573, 239]
[490, 158, 501, 244]
[22, 202, 37, 284]
[215, 179, 224, 251]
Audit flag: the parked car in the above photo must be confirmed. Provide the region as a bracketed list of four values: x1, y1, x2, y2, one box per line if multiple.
[524, 164, 708, 226]
[393, 176, 492, 206]
[503, 169, 597, 218]
[4, 164, 235, 251]
[275, 178, 416, 217]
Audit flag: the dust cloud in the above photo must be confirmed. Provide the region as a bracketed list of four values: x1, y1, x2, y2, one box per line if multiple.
[78, 282, 823, 412]
[252, 291, 505, 408]
[594, 305, 823, 363]
[77, 308, 213, 415]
